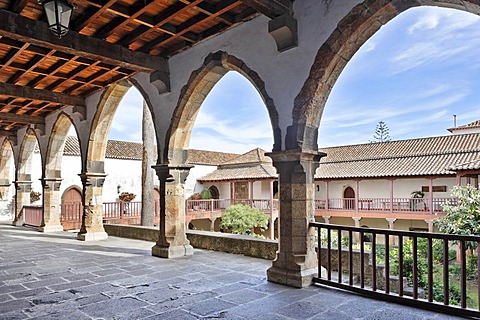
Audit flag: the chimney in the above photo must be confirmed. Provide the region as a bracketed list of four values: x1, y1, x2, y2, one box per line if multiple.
[453, 114, 457, 128]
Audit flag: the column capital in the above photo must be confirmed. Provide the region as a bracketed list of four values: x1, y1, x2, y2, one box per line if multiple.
[40, 177, 62, 190]
[266, 150, 326, 163]
[152, 164, 194, 183]
[78, 172, 107, 187]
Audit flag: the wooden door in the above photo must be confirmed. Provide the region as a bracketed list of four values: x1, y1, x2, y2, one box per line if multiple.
[343, 187, 355, 210]
[61, 187, 83, 229]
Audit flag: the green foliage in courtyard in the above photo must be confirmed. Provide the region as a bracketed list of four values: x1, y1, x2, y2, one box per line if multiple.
[200, 189, 212, 199]
[435, 185, 480, 250]
[220, 204, 268, 237]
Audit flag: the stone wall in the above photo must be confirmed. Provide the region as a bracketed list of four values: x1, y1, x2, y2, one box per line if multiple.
[103, 224, 278, 260]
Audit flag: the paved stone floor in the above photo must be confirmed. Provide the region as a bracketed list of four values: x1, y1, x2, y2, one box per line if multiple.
[0, 223, 468, 319]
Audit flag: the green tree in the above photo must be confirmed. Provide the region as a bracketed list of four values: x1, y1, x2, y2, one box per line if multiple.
[434, 185, 480, 250]
[220, 204, 268, 237]
[371, 121, 391, 142]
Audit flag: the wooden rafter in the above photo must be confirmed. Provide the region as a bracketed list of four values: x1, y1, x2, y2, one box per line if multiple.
[0, 82, 85, 107]
[0, 9, 168, 73]
[0, 111, 45, 124]
[239, 0, 292, 19]
[141, 0, 241, 54]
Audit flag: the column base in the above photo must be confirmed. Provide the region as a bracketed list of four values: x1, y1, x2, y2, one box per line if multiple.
[14, 219, 24, 227]
[151, 243, 194, 258]
[267, 265, 317, 288]
[77, 231, 108, 241]
[38, 225, 64, 233]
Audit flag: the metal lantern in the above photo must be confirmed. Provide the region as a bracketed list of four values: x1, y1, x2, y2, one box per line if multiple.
[42, 0, 74, 38]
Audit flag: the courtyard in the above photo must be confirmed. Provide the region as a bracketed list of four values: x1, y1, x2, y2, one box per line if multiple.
[0, 222, 464, 319]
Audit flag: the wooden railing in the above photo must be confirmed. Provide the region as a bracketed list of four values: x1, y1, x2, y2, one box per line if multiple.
[316, 197, 454, 214]
[186, 199, 279, 214]
[310, 222, 480, 318]
[103, 201, 142, 220]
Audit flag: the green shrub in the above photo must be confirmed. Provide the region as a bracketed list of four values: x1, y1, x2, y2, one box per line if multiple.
[200, 189, 212, 199]
[220, 204, 268, 236]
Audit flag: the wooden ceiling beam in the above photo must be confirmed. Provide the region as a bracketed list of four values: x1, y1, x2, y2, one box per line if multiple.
[73, 0, 118, 33]
[142, 0, 241, 54]
[0, 82, 85, 107]
[239, 0, 292, 19]
[9, 0, 30, 14]
[0, 9, 168, 73]
[0, 111, 45, 125]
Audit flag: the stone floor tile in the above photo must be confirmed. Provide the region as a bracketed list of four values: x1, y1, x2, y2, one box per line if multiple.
[10, 287, 53, 299]
[183, 297, 237, 317]
[276, 299, 329, 319]
[79, 296, 148, 318]
[145, 309, 198, 320]
[0, 310, 29, 320]
[220, 288, 268, 304]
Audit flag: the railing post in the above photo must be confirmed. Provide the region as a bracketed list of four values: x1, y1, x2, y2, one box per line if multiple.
[120, 201, 124, 219]
[210, 199, 213, 213]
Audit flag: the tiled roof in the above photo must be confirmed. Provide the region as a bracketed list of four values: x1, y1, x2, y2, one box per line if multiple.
[221, 148, 272, 166]
[198, 148, 277, 181]
[448, 120, 480, 133]
[316, 133, 480, 179]
[449, 159, 480, 171]
[187, 149, 239, 166]
[63, 137, 238, 165]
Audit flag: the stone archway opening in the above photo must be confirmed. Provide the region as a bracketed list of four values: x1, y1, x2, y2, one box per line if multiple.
[0, 140, 15, 221]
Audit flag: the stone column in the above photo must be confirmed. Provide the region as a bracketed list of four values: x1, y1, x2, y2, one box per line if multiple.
[425, 219, 434, 233]
[77, 171, 108, 241]
[352, 217, 362, 243]
[323, 216, 331, 224]
[386, 218, 397, 246]
[151, 164, 194, 258]
[12, 179, 32, 226]
[38, 177, 63, 232]
[267, 150, 322, 288]
[141, 101, 155, 226]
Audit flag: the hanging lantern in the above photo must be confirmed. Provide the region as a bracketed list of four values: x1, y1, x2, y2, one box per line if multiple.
[41, 0, 74, 38]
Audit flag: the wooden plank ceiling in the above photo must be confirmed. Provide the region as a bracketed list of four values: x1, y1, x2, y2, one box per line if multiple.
[0, 0, 292, 135]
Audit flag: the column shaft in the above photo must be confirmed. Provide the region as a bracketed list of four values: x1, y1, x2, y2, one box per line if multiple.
[267, 151, 322, 288]
[151, 164, 193, 258]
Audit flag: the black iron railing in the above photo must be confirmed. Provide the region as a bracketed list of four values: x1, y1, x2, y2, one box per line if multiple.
[310, 222, 480, 319]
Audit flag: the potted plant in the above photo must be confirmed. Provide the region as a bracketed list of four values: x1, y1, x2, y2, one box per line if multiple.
[410, 190, 425, 211]
[189, 193, 201, 210]
[30, 190, 41, 204]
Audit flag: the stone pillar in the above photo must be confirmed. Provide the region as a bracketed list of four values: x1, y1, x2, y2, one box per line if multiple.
[323, 216, 331, 224]
[38, 177, 63, 232]
[425, 219, 434, 233]
[12, 179, 32, 226]
[352, 217, 362, 243]
[141, 101, 155, 226]
[386, 218, 397, 246]
[210, 218, 216, 231]
[267, 150, 322, 288]
[151, 164, 194, 258]
[77, 171, 108, 241]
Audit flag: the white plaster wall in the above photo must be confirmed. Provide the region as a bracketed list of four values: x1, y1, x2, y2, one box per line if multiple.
[135, 0, 363, 153]
[185, 164, 218, 198]
[315, 177, 457, 200]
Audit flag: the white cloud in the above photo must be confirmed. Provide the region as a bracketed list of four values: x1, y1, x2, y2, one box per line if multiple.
[408, 13, 439, 34]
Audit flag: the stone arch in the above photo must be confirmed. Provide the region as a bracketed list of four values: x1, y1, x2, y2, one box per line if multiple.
[289, 0, 480, 151]
[17, 128, 39, 181]
[166, 51, 280, 164]
[45, 113, 77, 178]
[0, 139, 14, 200]
[86, 81, 132, 167]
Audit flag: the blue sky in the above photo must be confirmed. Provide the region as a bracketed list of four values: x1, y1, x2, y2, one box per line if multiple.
[107, 6, 480, 153]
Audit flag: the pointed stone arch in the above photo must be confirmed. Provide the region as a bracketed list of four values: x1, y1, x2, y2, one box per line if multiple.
[46, 113, 77, 179]
[86, 81, 132, 168]
[17, 128, 39, 181]
[166, 51, 280, 164]
[0, 139, 14, 201]
[289, 0, 480, 151]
